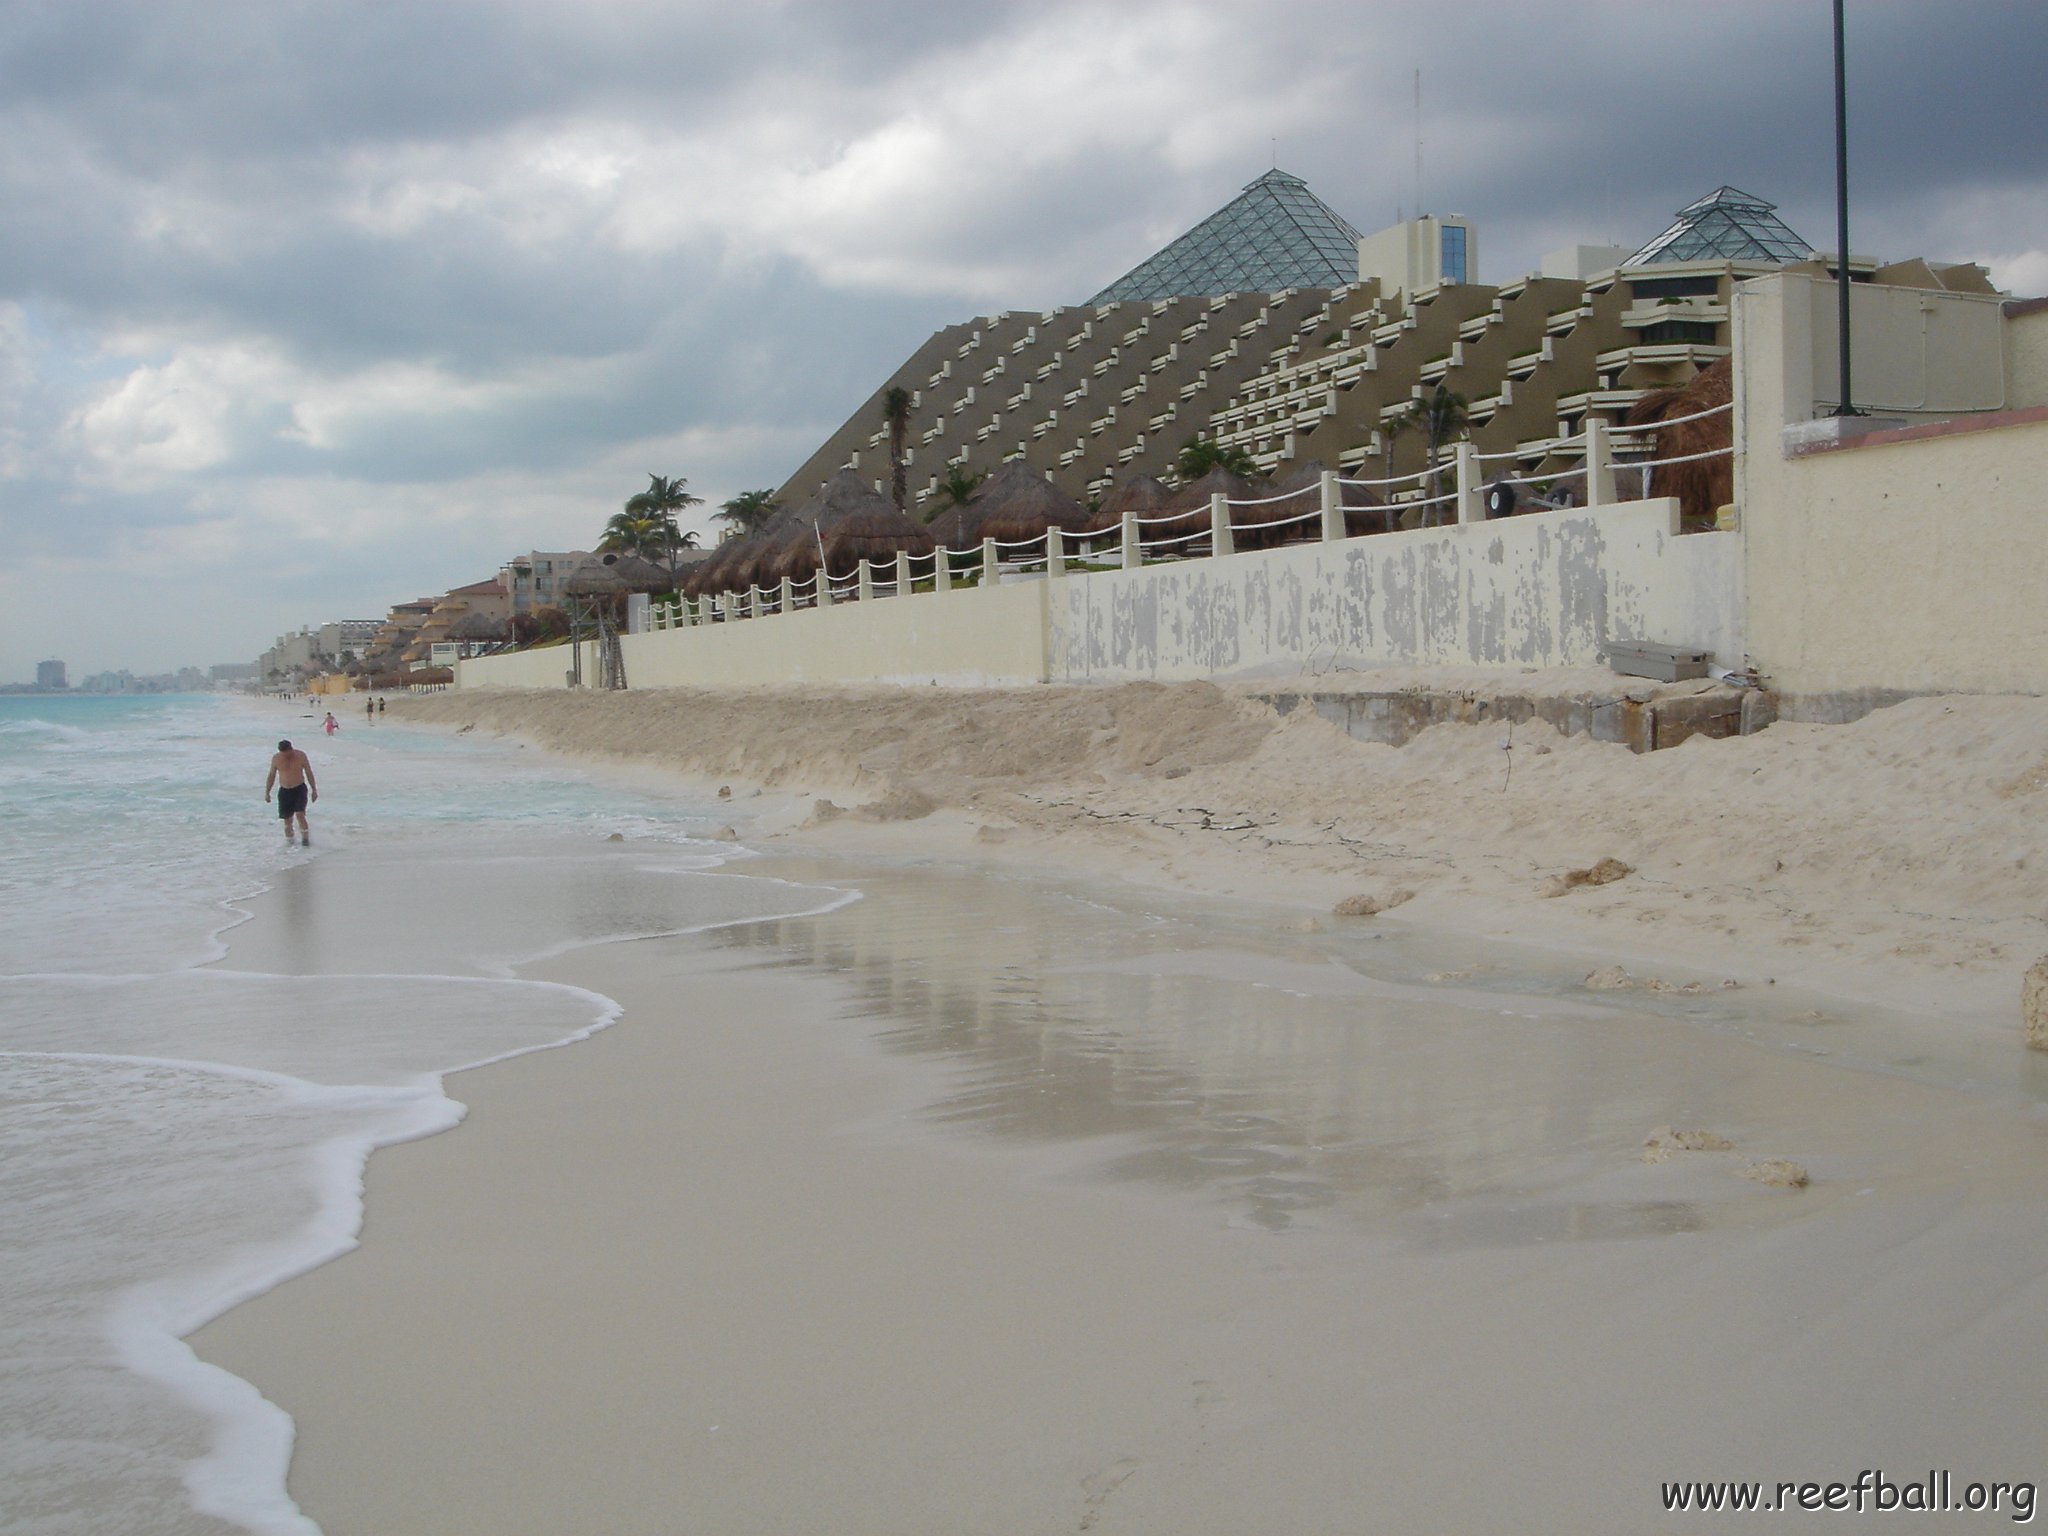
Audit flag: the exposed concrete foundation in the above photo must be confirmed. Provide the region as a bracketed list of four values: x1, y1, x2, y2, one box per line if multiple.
[1250, 679, 1757, 754]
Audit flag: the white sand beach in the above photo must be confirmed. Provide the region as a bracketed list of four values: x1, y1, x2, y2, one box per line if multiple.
[191, 680, 2048, 1533]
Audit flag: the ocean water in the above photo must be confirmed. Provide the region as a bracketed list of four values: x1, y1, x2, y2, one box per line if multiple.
[0, 694, 850, 1534]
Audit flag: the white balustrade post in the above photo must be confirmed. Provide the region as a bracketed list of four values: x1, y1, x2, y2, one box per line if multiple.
[815, 567, 832, 607]
[896, 549, 913, 594]
[981, 537, 999, 588]
[1454, 442, 1481, 525]
[1046, 525, 1066, 576]
[1121, 509, 1140, 569]
[1320, 471, 1344, 542]
[1583, 418, 1616, 507]
[781, 576, 795, 612]
[857, 558, 874, 602]
[1210, 492, 1233, 557]
[749, 584, 765, 620]
[935, 548, 952, 593]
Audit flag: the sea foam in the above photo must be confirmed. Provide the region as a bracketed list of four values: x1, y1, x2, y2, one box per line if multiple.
[0, 694, 850, 1534]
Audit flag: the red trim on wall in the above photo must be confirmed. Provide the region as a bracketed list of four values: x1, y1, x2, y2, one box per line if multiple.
[1787, 404, 2048, 457]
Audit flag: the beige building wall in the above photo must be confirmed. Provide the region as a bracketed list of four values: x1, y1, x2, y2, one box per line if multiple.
[460, 499, 1741, 689]
[1735, 274, 2048, 701]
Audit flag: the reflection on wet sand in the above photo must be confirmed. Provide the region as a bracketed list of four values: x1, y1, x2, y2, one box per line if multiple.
[716, 859, 1824, 1241]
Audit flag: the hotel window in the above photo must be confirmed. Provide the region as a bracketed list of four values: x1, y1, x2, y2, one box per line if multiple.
[1441, 225, 1467, 285]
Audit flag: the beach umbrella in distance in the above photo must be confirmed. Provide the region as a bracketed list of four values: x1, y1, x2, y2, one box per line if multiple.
[561, 552, 672, 594]
[969, 462, 1091, 548]
[1246, 459, 1386, 546]
[448, 611, 513, 644]
[923, 500, 984, 552]
[683, 533, 759, 598]
[1081, 473, 1175, 536]
[1151, 465, 1264, 548]
[771, 471, 928, 585]
[815, 505, 936, 582]
[1622, 355, 1732, 530]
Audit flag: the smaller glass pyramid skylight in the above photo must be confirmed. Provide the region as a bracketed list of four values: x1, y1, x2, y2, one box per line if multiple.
[1626, 186, 1814, 266]
[1089, 170, 1364, 304]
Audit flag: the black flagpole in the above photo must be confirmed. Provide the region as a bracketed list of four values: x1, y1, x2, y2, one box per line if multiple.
[1831, 0, 1859, 417]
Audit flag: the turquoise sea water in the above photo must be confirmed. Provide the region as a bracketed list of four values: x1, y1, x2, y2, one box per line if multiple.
[0, 694, 849, 1534]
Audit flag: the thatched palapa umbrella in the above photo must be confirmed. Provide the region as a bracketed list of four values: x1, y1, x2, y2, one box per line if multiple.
[923, 499, 986, 552]
[772, 471, 933, 587]
[1622, 356, 1731, 530]
[1080, 473, 1174, 538]
[1241, 460, 1387, 547]
[683, 534, 758, 599]
[562, 551, 672, 598]
[967, 462, 1091, 549]
[1148, 465, 1265, 548]
[448, 611, 512, 645]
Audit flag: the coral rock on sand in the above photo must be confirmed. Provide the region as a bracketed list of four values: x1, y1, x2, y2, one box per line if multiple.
[1585, 965, 1635, 991]
[1643, 1126, 1733, 1162]
[2025, 956, 2048, 1051]
[1739, 1159, 1811, 1188]
[1540, 858, 1634, 898]
[1333, 889, 1414, 918]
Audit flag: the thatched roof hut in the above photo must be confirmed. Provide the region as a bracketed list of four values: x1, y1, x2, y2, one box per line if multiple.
[448, 611, 512, 643]
[1134, 465, 1264, 546]
[1623, 355, 1731, 530]
[924, 500, 986, 551]
[969, 462, 1091, 547]
[810, 507, 935, 582]
[562, 552, 672, 597]
[683, 535, 757, 599]
[774, 472, 934, 584]
[1080, 473, 1174, 535]
[1240, 460, 1387, 546]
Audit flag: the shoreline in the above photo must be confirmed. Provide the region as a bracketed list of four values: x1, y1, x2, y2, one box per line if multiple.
[188, 683, 2048, 1531]
[191, 843, 2048, 1534]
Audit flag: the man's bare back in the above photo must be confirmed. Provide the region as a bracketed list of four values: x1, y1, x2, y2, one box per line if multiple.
[265, 739, 318, 845]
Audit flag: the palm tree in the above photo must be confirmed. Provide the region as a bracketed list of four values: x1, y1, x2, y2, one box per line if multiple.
[717, 489, 779, 537]
[883, 386, 913, 512]
[621, 473, 704, 584]
[931, 468, 983, 517]
[1402, 385, 1469, 527]
[598, 511, 670, 559]
[1175, 435, 1255, 482]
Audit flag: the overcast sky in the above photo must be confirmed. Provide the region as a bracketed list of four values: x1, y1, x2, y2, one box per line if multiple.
[3, 0, 2043, 678]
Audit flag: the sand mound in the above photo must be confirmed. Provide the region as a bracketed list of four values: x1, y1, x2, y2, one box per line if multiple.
[1739, 1159, 1811, 1189]
[2026, 957, 2048, 1051]
[397, 682, 2048, 1023]
[1643, 1126, 1734, 1162]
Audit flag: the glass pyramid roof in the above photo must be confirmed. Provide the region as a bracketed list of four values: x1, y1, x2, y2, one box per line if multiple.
[1625, 185, 1814, 266]
[1088, 169, 1364, 304]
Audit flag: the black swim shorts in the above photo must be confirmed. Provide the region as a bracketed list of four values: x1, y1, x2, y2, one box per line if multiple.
[277, 785, 308, 818]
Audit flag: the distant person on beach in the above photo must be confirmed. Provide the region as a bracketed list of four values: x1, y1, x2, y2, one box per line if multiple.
[366, 697, 375, 724]
[323, 711, 339, 735]
[266, 740, 318, 845]
[378, 698, 386, 715]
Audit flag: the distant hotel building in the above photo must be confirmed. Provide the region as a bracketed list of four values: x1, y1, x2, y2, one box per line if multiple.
[35, 659, 66, 691]
[777, 175, 1993, 511]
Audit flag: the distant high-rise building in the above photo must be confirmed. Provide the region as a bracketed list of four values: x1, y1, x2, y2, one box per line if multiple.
[35, 660, 66, 691]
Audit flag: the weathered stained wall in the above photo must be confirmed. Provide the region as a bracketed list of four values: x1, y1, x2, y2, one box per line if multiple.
[1736, 274, 2048, 699]
[1046, 500, 1740, 681]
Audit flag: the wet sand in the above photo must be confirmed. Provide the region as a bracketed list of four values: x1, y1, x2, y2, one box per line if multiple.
[195, 856, 2048, 1534]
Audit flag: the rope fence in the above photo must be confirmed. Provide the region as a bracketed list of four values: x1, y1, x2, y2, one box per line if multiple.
[666, 408, 1733, 624]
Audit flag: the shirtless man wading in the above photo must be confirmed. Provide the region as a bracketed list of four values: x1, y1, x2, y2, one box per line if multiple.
[266, 739, 318, 845]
